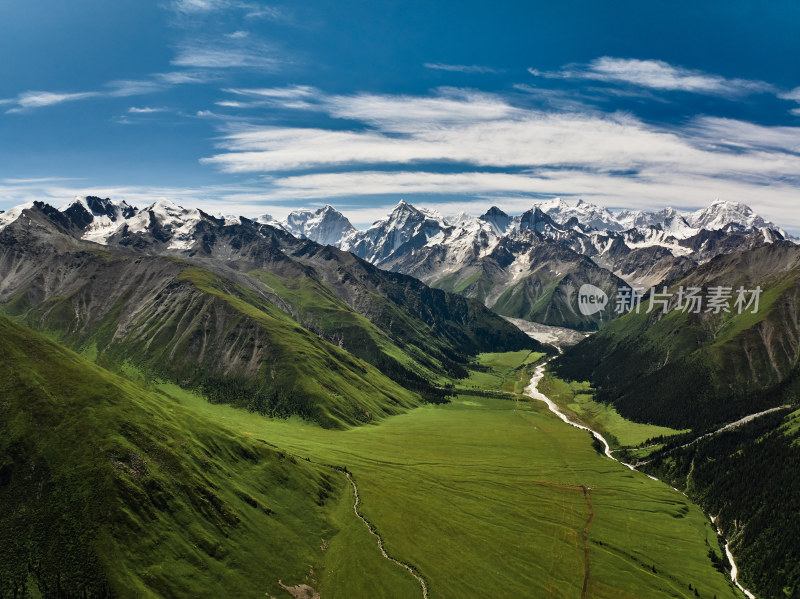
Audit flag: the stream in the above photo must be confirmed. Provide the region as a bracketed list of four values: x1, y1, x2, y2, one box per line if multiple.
[524, 362, 757, 598]
[344, 472, 429, 599]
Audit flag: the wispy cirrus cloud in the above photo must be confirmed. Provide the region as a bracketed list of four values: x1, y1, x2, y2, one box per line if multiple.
[424, 63, 500, 74]
[195, 86, 800, 231]
[225, 85, 318, 99]
[530, 57, 776, 97]
[172, 37, 284, 69]
[5, 91, 99, 113]
[216, 86, 318, 110]
[221, 87, 521, 125]
[170, 0, 285, 20]
[779, 87, 800, 102]
[128, 106, 170, 114]
[3, 71, 215, 114]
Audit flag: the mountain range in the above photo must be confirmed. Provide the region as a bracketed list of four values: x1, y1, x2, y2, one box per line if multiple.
[290, 198, 794, 330]
[2, 195, 792, 331]
[0, 199, 538, 428]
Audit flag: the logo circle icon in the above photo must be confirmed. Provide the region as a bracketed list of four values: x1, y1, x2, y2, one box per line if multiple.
[577, 284, 608, 316]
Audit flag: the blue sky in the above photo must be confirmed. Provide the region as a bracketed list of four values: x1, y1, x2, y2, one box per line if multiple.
[2, 0, 800, 231]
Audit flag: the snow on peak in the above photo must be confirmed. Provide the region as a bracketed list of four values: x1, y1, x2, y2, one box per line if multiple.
[0, 202, 35, 232]
[479, 206, 512, 236]
[255, 213, 283, 228]
[282, 204, 355, 246]
[687, 200, 769, 232]
[118, 198, 202, 249]
[57, 196, 138, 244]
[445, 211, 481, 229]
[340, 200, 450, 261]
[660, 211, 696, 239]
[536, 198, 622, 231]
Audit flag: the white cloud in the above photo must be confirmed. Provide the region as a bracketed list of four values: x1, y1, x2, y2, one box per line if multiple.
[195, 87, 800, 233]
[779, 87, 800, 102]
[687, 116, 800, 153]
[172, 38, 282, 69]
[530, 57, 775, 97]
[779, 86, 800, 115]
[171, 0, 225, 12]
[202, 93, 800, 181]
[6, 91, 98, 113]
[243, 5, 285, 20]
[424, 63, 500, 74]
[106, 79, 164, 97]
[128, 106, 169, 114]
[3, 71, 212, 113]
[155, 71, 217, 85]
[226, 85, 318, 99]
[322, 88, 520, 131]
[169, 0, 286, 21]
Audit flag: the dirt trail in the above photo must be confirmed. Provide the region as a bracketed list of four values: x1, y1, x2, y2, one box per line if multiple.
[344, 472, 428, 599]
[580, 486, 594, 599]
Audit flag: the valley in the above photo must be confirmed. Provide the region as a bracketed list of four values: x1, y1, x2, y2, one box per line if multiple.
[160, 351, 746, 598]
[1, 196, 797, 598]
[4, 3, 800, 597]
[1, 315, 747, 598]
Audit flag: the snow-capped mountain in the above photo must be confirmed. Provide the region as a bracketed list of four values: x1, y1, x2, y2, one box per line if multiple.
[537, 198, 623, 232]
[479, 206, 512, 236]
[53, 196, 214, 250]
[255, 213, 282, 228]
[339, 200, 452, 263]
[0, 202, 35, 232]
[0, 194, 792, 330]
[322, 198, 792, 328]
[59, 196, 137, 243]
[686, 199, 782, 234]
[123, 198, 205, 250]
[264, 197, 794, 257]
[281, 205, 356, 247]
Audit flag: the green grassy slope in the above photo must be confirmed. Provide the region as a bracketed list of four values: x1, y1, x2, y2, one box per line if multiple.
[554, 243, 800, 429]
[538, 373, 687, 449]
[643, 407, 800, 598]
[250, 270, 459, 389]
[0, 210, 542, 427]
[160, 360, 745, 599]
[2, 252, 422, 428]
[552, 243, 800, 599]
[0, 315, 420, 598]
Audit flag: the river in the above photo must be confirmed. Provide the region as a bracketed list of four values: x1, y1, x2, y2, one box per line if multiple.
[524, 362, 757, 599]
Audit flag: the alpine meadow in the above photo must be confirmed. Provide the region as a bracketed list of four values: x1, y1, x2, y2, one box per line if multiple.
[2, 1, 800, 598]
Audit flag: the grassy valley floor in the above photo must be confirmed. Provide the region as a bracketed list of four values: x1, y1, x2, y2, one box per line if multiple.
[537, 373, 689, 453]
[156, 352, 745, 599]
[1, 318, 745, 599]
